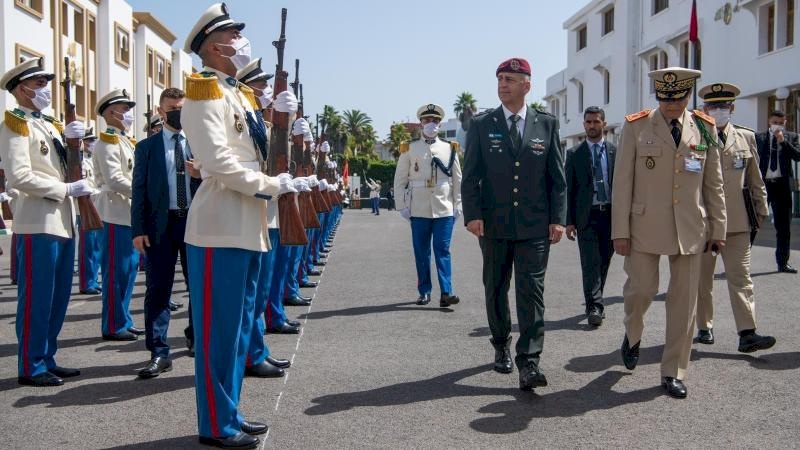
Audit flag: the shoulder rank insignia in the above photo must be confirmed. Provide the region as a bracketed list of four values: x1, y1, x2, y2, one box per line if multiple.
[733, 123, 754, 133]
[128, 137, 137, 146]
[41, 114, 64, 134]
[99, 131, 120, 145]
[625, 109, 651, 123]
[447, 140, 461, 153]
[692, 109, 715, 127]
[4, 109, 29, 137]
[238, 85, 260, 111]
[399, 141, 410, 154]
[185, 72, 223, 101]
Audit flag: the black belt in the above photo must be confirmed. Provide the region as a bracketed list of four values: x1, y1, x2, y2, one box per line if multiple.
[168, 209, 188, 218]
[591, 204, 611, 212]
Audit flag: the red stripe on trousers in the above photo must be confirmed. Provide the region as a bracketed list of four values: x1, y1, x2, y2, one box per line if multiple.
[202, 248, 220, 437]
[78, 229, 86, 289]
[107, 224, 116, 334]
[22, 236, 33, 376]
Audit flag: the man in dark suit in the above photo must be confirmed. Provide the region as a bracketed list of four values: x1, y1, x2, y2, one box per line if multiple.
[755, 110, 800, 273]
[565, 106, 615, 327]
[462, 57, 566, 391]
[131, 88, 201, 378]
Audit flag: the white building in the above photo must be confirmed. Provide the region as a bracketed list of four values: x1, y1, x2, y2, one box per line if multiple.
[546, 0, 799, 149]
[1, 0, 193, 140]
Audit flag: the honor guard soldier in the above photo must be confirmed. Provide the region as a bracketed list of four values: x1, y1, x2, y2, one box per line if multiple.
[462, 58, 567, 391]
[612, 68, 727, 399]
[0, 57, 90, 386]
[94, 88, 142, 341]
[393, 103, 462, 307]
[78, 129, 102, 295]
[695, 83, 776, 353]
[182, 4, 297, 448]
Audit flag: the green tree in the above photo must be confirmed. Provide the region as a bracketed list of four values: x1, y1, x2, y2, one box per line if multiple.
[320, 105, 345, 153]
[453, 91, 478, 118]
[529, 100, 547, 111]
[387, 122, 412, 159]
[342, 109, 373, 157]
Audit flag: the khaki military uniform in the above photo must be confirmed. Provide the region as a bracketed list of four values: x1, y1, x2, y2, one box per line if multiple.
[697, 124, 768, 332]
[612, 107, 726, 380]
[394, 138, 462, 218]
[93, 126, 135, 226]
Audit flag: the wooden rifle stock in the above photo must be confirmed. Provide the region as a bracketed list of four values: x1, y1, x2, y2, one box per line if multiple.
[289, 60, 320, 229]
[0, 169, 13, 221]
[63, 57, 102, 231]
[269, 9, 306, 245]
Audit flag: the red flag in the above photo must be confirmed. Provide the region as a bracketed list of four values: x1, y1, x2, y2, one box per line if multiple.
[342, 160, 349, 188]
[689, 0, 699, 43]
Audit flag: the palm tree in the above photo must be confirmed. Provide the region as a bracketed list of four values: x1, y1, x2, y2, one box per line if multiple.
[320, 105, 345, 153]
[387, 122, 412, 159]
[360, 123, 379, 158]
[342, 109, 372, 156]
[529, 100, 546, 111]
[454, 92, 478, 132]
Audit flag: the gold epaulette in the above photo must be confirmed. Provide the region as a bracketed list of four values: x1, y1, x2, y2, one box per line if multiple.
[449, 141, 460, 152]
[3, 110, 29, 137]
[42, 114, 64, 134]
[399, 141, 410, 154]
[239, 85, 260, 111]
[185, 73, 223, 101]
[99, 132, 119, 145]
[128, 137, 137, 146]
[625, 109, 651, 123]
[733, 123, 754, 133]
[693, 109, 715, 127]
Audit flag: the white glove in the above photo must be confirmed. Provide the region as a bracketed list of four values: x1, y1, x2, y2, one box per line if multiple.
[293, 177, 311, 192]
[326, 160, 335, 168]
[328, 182, 337, 192]
[319, 179, 329, 191]
[400, 208, 411, 221]
[320, 142, 331, 153]
[303, 131, 313, 142]
[0, 192, 11, 203]
[273, 91, 298, 114]
[292, 118, 311, 137]
[276, 172, 293, 183]
[278, 177, 298, 196]
[65, 179, 93, 197]
[64, 121, 86, 139]
[307, 174, 319, 187]
[454, 208, 462, 220]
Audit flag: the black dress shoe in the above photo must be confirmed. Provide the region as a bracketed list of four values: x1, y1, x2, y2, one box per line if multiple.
[620, 335, 640, 370]
[80, 287, 101, 295]
[240, 420, 268, 435]
[103, 331, 138, 341]
[128, 327, 145, 336]
[738, 331, 776, 353]
[493, 348, 513, 374]
[266, 356, 291, 369]
[440, 294, 460, 308]
[245, 361, 285, 378]
[416, 294, 431, 305]
[778, 264, 798, 273]
[587, 307, 604, 326]
[169, 299, 184, 311]
[49, 366, 80, 378]
[287, 320, 302, 327]
[284, 297, 311, 307]
[662, 377, 687, 398]
[266, 322, 300, 334]
[519, 364, 547, 391]
[697, 328, 714, 344]
[315, 261, 326, 266]
[199, 432, 259, 449]
[288, 294, 312, 302]
[18, 372, 64, 387]
[138, 356, 173, 379]
[300, 281, 319, 288]
[308, 270, 322, 276]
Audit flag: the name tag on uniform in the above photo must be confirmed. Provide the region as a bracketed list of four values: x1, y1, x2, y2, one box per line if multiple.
[685, 156, 702, 173]
[733, 155, 745, 170]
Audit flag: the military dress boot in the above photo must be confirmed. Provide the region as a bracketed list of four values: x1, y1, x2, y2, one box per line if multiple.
[697, 328, 714, 344]
[440, 293, 460, 308]
[737, 330, 776, 353]
[519, 363, 548, 391]
[416, 294, 431, 305]
[662, 377, 687, 399]
[491, 337, 513, 374]
[620, 335, 640, 370]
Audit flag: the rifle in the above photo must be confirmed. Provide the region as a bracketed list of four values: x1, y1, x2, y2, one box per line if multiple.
[268, 8, 307, 245]
[0, 169, 12, 221]
[290, 61, 320, 229]
[144, 94, 153, 137]
[63, 57, 102, 231]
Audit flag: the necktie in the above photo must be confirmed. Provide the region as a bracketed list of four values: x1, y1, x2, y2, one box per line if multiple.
[770, 135, 778, 172]
[670, 119, 681, 147]
[173, 134, 188, 210]
[509, 114, 521, 150]
[717, 130, 726, 146]
[593, 144, 608, 203]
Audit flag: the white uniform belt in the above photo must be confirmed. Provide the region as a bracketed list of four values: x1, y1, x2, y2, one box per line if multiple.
[409, 180, 450, 188]
[200, 160, 261, 179]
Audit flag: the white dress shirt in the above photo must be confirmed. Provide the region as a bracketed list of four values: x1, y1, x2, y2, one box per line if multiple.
[161, 127, 193, 210]
[502, 104, 526, 137]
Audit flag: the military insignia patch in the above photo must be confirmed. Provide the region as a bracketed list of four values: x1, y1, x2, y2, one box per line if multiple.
[510, 59, 520, 71]
[646, 156, 655, 169]
[625, 109, 652, 123]
[234, 114, 244, 133]
[414, 161, 419, 172]
[663, 72, 677, 83]
[128, 158, 133, 170]
[40, 140, 49, 155]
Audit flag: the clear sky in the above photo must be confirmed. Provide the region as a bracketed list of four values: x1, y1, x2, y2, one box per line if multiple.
[128, 0, 590, 137]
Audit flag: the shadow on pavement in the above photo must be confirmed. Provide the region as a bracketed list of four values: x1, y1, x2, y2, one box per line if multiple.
[100, 435, 199, 450]
[300, 301, 455, 320]
[691, 350, 800, 370]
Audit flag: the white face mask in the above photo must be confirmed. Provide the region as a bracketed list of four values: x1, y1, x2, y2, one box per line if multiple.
[114, 109, 135, 130]
[708, 109, 731, 127]
[218, 37, 252, 70]
[258, 85, 273, 109]
[422, 122, 440, 139]
[85, 141, 96, 154]
[23, 85, 52, 111]
[770, 124, 785, 134]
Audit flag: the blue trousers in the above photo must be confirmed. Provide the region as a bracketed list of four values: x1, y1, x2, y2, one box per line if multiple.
[284, 244, 304, 299]
[410, 216, 455, 296]
[312, 215, 324, 264]
[16, 234, 75, 377]
[77, 217, 102, 292]
[299, 229, 315, 284]
[248, 248, 274, 366]
[188, 245, 259, 439]
[265, 229, 290, 329]
[101, 222, 139, 336]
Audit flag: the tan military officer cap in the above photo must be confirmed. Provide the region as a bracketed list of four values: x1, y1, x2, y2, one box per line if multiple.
[236, 57, 274, 84]
[416, 104, 445, 121]
[698, 82, 741, 104]
[95, 88, 136, 116]
[184, 2, 245, 54]
[0, 57, 55, 91]
[649, 67, 702, 102]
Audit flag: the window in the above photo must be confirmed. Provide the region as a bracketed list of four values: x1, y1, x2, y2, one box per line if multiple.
[88, 15, 96, 52]
[760, 1, 795, 54]
[74, 8, 84, 45]
[577, 25, 587, 51]
[602, 8, 614, 35]
[680, 40, 690, 68]
[577, 81, 584, 113]
[15, 0, 44, 19]
[659, 50, 668, 68]
[61, 1, 68, 36]
[768, 3, 776, 52]
[693, 41, 702, 69]
[785, 0, 795, 46]
[156, 55, 166, 87]
[446, 129, 456, 138]
[15, 43, 43, 64]
[166, 62, 173, 88]
[114, 22, 130, 67]
[603, 70, 611, 105]
[146, 48, 154, 79]
[653, 0, 669, 15]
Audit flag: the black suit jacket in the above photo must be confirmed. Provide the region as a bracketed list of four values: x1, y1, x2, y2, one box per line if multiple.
[131, 130, 201, 243]
[755, 130, 800, 179]
[462, 106, 566, 240]
[565, 140, 616, 230]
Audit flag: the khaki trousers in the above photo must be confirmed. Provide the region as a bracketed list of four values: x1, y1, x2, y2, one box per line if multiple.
[623, 251, 700, 380]
[696, 232, 757, 333]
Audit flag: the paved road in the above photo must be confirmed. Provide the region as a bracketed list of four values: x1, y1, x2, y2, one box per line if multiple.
[0, 210, 798, 449]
